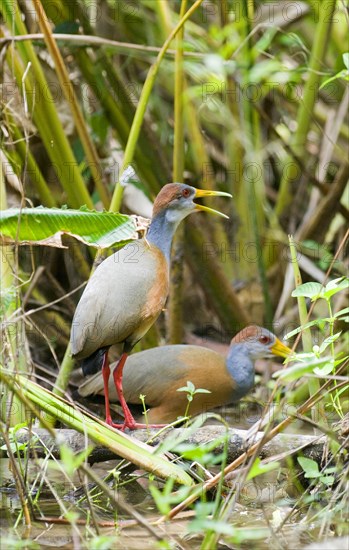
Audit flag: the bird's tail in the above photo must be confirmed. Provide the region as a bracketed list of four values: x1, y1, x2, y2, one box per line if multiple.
[81, 347, 108, 376]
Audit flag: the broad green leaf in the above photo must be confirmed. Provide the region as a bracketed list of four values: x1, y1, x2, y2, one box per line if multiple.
[247, 457, 280, 481]
[291, 282, 323, 300]
[0, 207, 141, 249]
[297, 456, 320, 478]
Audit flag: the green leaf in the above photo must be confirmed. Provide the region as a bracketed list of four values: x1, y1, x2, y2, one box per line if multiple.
[193, 388, 211, 394]
[291, 282, 323, 300]
[59, 444, 76, 476]
[273, 357, 331, 382]
[320, 475, 335, 486]
[291, 278, 349, 303]
[0, 207, 139, 249]
[0, 287, 17, 316]
[320, 69, 349, 89]
[59, 444, 93, 477]
[297, 456, 320, 478]
[334, 307, 349, 318]
[148, 483, 171, 516]
[89, 110, 109, 146]
[318, 332, 342, 354]
[246, 457, 280, 481]
[320, 54, 349, 90]
[189, 518, 236, 536]
[343, 53, 349, 70]
[177, 381, 196, 394]
[186, 381, 195, 393]
[323, 277, 349, 300]
[284, 318, 329, 340]
[313, 362, 335, 376]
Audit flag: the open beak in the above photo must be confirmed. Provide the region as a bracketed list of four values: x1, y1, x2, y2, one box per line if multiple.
[194, 188, 232, 219]
[271, 338, 293, 359]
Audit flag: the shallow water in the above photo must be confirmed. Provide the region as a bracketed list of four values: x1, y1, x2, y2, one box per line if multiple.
[0, 404, 344, 549]
[0, 454, 324, 550]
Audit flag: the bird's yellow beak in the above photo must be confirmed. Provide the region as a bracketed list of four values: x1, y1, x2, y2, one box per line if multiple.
[271, 338, 293, 358]
[194, 188, 232, 219]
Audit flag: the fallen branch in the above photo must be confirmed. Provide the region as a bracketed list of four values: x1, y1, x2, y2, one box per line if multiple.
[5, 426, 326, 465]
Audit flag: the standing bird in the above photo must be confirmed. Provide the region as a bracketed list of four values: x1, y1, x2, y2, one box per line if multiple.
[78, 325, 293, 424]
[70, 183, 231, 430]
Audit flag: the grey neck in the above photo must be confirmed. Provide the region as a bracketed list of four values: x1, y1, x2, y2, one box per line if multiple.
[226, 344, 256, 401]
[146, 210, 180, 261]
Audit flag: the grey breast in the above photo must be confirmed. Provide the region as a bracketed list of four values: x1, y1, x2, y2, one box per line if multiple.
[70, 241, 162, 359]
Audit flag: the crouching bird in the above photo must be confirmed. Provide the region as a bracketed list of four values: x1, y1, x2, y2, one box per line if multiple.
[70, 183, 231, 430]
[78, 325, 293, 424]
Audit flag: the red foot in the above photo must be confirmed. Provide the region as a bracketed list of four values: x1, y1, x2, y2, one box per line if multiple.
[105, 416, 166, 431]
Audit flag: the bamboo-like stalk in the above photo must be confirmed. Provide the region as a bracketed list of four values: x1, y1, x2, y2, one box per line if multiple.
[0, 158, 28, 425]
[0, 369, 194, 486]
[31, 0, 110, 208]
[3, 112, 93, 278]
[154, 0, 172, 40]
[41, 0, 171, 195]
[0, 0, 93, 210]
[288, 235, 324, 425]
[109, 0, 205, 214]
[6, 113, 56, 208]
[223, 0, 271, 319]
[167, 0, 187, 344]
[225, 1, 256, 282]
[276, 0, 337, 216]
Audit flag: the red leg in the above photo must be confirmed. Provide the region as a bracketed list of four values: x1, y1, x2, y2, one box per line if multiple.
[106, 352, 167, 431]
[111, 352, 137, 429]
[101, 350, 113, 425]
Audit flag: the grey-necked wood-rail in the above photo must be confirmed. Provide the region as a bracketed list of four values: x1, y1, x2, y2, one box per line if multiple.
[70, 183, 231, 430]
[78, 325, 292, 424]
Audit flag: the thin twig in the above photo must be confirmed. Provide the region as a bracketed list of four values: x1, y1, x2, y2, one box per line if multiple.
[0, 33, 204, 58]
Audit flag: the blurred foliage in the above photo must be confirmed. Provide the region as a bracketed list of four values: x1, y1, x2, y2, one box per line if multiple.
[0, 2, 348, 544]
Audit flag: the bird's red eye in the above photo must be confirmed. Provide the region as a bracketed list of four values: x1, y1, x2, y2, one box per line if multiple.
[182, 188, 191, 198]
[259, 335, 271, 345]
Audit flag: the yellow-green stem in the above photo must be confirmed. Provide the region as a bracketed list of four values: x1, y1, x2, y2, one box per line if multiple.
[276, 0, 337, 216]
[168, 0, 187, 344]
[288, 235, 324, 425]
[32, 0, 110, 208]
[0, 159, 28, 425]
[109, 0, 205, 214]
[0, 0, 93, 209]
